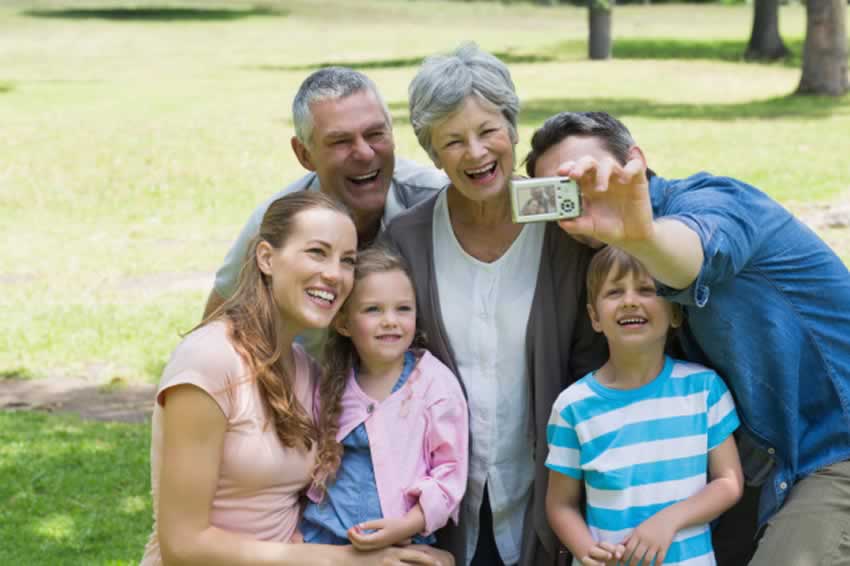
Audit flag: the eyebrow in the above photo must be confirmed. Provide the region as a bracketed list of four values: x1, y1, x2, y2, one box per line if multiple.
[324, 121, 388, 140]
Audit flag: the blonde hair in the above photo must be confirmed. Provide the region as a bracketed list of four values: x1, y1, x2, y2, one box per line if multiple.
[586, 246, 654, 307]
[312, 244, 425, 494]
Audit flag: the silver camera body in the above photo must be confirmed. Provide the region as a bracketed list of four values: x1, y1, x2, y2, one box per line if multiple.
[510, 176, 582, 224]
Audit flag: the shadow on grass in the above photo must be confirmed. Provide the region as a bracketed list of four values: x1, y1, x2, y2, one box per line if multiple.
[23, 5, 287, 22]
[0, 82, 12, 95]
[519, 93, 850, 124]
[610, 38, 804, 67]
[0, 367, 33, 380]
[0, 412, 151, 563]
[253, 50, 556, 73]
[254, 38, 810, 75]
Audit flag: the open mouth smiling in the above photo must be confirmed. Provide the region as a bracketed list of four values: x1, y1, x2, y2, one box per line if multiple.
[464, 162, 497, 180]
[617, 316, 648, 327]
[348, 170, 380, 185]
[306, 288, 336, 307]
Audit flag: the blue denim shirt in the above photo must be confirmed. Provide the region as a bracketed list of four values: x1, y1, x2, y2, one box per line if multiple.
[300, 352, 435, 545]
[650, 173, 850, 527]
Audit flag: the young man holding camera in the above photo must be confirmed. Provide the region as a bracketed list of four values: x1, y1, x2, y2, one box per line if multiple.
[526, 110, 850, 566]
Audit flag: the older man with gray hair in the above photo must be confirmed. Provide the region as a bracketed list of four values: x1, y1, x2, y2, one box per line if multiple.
[203, 66, 446, 317]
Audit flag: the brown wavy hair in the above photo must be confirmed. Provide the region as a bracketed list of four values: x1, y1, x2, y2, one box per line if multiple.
[201, 191, 353, 455]
[311, 243, 426, 496]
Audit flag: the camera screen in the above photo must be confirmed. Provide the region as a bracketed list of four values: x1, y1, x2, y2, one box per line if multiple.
[517, 184, 557, 216]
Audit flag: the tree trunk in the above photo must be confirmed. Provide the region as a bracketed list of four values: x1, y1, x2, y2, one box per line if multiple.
[588, 0, 613, 60]
[745, 0, 789, 60]
[797, 0, 849, 95]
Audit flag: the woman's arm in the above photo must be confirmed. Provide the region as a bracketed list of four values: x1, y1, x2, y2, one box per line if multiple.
[619, 434, 744, 566]
[157, 385, 447, 566]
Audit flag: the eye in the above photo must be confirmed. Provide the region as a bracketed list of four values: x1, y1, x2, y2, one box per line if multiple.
[443, 139, 460, 149]
[640, 285, 657, 295]
[341, 256, 356, 267]
[367, 130, 386, 141]
[604, 288, 622, 298]
[363, 305, 380, 313]
[307, 247, 326, 257]
[398, 305, 414, 312]
[481, 127, 499, 136]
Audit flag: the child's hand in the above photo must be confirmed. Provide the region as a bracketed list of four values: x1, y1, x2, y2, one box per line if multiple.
[579, 541, 626, 566]
[347, 519, 413, 551]
[620, 514, 677, 566]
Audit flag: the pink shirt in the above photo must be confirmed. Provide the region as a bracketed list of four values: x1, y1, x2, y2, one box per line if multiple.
[308, 350, 469, 535]
[141, 321, 318, 566]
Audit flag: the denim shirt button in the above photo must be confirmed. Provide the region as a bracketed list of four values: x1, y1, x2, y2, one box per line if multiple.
[768, 447, 776, 455]
[367, 403, 375, 414]
[779, 481, 788, 490]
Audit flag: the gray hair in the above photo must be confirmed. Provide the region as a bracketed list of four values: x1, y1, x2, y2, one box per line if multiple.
[524, 112, 636, 177]
[292, 67, 391, 147]
[408, 43, 520, 161]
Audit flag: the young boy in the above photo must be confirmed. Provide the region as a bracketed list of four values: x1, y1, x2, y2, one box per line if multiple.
[545, 247, 744, 566]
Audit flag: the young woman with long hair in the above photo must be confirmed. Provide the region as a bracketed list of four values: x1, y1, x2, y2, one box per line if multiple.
[141, 192, 450, 566]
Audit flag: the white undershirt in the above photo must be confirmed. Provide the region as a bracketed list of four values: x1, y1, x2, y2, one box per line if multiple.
[433, 190, 544, 565]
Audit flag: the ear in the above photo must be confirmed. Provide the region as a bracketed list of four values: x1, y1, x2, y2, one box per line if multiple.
[334, 313, 351, 337]
[291, 136, 317, 172]
[670, 303, 684, 329]
[626, 144, 648, 169]
[256, 240, 275, 276]
[587, 303, 603, 333]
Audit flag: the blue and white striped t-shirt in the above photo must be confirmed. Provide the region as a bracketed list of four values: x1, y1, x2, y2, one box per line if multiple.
[546, 356, 739, 566]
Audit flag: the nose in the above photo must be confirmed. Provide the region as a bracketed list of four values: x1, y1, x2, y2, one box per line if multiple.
[381, 310, 398, 327]
[622, 289, 639, 308]
[466, 136, 487, 160]
[321, 260, 343, 284]
[351, 135, 376, 161]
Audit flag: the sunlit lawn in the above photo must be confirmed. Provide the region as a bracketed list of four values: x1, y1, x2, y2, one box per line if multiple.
[2, 0, 849, 384]
[0, 411, 151, 565]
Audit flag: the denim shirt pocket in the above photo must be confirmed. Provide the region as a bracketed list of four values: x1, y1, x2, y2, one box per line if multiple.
[736, 427, 775, 487]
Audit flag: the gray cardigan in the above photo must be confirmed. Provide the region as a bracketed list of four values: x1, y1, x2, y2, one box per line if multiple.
[385, 192, 607, 566]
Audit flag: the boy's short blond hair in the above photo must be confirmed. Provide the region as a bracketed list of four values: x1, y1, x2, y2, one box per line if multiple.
[586, 246, 654, 306]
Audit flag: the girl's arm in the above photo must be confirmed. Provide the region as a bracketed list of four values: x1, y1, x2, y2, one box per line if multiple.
[347, 504, 426, 550]
[157, 385, 447, 566]
[546, 471, 623, 566]
[620, 434, 744, 566]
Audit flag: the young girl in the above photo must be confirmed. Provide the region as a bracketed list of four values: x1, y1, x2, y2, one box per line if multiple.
[545, 246, 744, 566]
[301, 245, 469, 551]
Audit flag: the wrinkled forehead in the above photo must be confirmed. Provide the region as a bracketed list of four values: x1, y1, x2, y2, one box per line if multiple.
[310, 90, 391, 138]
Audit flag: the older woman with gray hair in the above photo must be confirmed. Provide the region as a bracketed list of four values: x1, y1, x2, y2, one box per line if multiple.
[384, 44, 606, 566]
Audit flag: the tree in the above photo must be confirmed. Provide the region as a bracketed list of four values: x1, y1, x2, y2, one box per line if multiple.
[797, 0, 849, 95]
[745, 0, 789, 60]
[588, 0, 613, 60]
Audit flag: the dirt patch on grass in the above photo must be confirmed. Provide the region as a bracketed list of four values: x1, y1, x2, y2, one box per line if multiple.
[1, 375, 155, 423]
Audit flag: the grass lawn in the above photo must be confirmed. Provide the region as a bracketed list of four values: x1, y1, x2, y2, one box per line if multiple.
[0, 411, 151, 565]
[2, 1, 850, 563]
[3, 0, 850, 384]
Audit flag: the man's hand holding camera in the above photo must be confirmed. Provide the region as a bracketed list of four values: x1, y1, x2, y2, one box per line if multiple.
[555, 154, 654, 249]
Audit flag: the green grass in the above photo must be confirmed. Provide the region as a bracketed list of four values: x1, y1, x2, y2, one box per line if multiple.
[2, 0, 850, 385]
[0, 411, 152, 565]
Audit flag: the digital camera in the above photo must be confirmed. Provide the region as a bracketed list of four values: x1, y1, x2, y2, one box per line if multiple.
[510, 176, 582, 224]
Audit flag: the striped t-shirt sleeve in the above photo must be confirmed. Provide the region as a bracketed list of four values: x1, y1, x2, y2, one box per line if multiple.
[706, 372, 739, 450]
[545, 391, 583, 479]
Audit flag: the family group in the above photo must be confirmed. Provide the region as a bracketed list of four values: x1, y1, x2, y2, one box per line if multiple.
[140, 44, 850, 566]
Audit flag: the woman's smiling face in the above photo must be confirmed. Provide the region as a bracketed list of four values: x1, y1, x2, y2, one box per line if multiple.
[430, 95, 516, 204]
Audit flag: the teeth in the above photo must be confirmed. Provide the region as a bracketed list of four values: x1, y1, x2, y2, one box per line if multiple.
[618, 318, 646, 325]
[307, 289, 335, 302]
[351, 170, 379, 181]
[466, 163, 495, 176]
